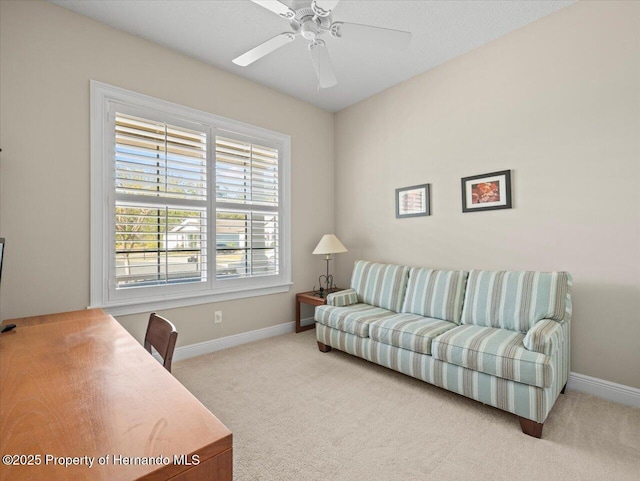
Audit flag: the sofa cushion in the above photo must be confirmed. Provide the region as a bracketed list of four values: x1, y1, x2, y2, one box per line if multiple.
[351, 261, 410, 312]
[432, 324, 551, 388]
[314, 304, 396, 338]
[369, 313, 458, 355]
[401, 268, 468, 324]
[461, 270, 572, 333]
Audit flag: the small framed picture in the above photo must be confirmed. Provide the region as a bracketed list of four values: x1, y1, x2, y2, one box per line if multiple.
[396, 184, 430, 218]
[461, 170, 512, 213]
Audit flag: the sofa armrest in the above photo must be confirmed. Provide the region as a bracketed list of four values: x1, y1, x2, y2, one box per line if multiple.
[523, 319, 564, 356]
[326, 289, 359, 307]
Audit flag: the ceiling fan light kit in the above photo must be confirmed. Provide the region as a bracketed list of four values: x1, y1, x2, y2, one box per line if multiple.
[233, 0, 412, 89]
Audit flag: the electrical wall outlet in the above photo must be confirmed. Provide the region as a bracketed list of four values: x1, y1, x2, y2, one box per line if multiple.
[214, 311, 223, 324]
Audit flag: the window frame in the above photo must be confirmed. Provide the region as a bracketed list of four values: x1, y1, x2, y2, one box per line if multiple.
[90, 81, 291, 316]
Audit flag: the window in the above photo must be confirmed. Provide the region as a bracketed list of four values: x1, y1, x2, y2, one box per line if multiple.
[91, 82, 291, 315]
[216, 136, 280, 280]
[114, 112, 208, 289]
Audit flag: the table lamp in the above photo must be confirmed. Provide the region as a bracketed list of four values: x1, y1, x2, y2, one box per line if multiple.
[312, 234, 347, 297]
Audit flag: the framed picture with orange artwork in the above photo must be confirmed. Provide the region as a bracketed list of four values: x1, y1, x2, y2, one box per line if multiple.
[461, 170, 512, 213]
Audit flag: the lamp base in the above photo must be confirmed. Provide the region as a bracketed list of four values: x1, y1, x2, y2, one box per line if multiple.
[312, 254, 338, 298]
[315, 274, 335, 298]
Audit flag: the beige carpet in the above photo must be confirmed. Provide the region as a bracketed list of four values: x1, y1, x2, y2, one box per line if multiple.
[173, 330, 640, 481]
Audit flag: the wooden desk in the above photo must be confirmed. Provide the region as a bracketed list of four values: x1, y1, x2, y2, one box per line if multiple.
[0, 309, 232, 481]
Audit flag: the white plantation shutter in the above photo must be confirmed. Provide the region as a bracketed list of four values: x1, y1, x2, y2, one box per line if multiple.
[115, 113, 207, 200]
[114, 112, 208, 288]
[91, 82, 290, 314]
[215, 136, 278, 206]
[215, 136, 279, 279]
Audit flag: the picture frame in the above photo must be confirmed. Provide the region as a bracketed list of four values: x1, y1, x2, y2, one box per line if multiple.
[396, 184, 430, 218]
[461, 170, 512, 213]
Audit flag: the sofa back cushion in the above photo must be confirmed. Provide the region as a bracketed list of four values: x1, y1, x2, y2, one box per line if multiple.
[401, 268, 469, 324]
[461, 270, 572, 333]
[350, 261, 410, 312]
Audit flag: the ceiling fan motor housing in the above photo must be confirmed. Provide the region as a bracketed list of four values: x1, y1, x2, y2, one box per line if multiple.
[290, 7, 332, 39]
[301, 19, 320, 40]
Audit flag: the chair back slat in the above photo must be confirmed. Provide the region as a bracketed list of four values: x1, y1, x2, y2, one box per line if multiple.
[144, 313, 178, 372]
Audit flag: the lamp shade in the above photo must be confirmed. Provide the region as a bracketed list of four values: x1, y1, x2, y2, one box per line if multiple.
[312, 234, 347, 255]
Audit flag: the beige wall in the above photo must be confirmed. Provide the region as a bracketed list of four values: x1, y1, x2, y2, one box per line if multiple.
[1, 1, 638, 389]
[0, 1, 334, 346]
[334, 1, 640, 388]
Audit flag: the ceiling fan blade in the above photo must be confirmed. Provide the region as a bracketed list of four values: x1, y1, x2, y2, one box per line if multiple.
[233, 33, 296, 67]
[309, 41, 337, 89]
[332, 22, 412, 50]
[250, 0, 296, 20]
[311, 0, 340, 17]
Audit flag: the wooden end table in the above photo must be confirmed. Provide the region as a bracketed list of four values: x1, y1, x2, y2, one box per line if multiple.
[295, 289, 342, 333]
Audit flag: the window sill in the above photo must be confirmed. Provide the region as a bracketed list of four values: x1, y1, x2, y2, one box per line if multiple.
[90, 282, 293, 316]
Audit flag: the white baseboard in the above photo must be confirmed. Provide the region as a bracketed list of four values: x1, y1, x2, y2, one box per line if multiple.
[171, 320, 295, 362]
[567, 372, 640, 408]
[166, 322, 640, 408]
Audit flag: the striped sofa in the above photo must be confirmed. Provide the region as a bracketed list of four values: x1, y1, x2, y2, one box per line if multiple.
[314, 260, 572, 438]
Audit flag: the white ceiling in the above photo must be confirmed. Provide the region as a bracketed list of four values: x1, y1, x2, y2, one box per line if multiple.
[50, 0, 574, 112]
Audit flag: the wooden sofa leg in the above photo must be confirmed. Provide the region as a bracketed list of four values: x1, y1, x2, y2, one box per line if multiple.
[561, 383, 567, 394]
[519, 417, 544, 438]
[317, 341, 332, 353]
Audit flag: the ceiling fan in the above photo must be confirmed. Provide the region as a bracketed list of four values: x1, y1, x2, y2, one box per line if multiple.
[232, 0, 412, 89]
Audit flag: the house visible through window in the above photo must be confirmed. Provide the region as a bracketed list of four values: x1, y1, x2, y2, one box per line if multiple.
[215, 136, 279, 279]
[90, 81, 291, 315]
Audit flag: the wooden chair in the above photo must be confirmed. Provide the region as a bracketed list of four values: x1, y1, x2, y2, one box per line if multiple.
[144, 313, 178, 372]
